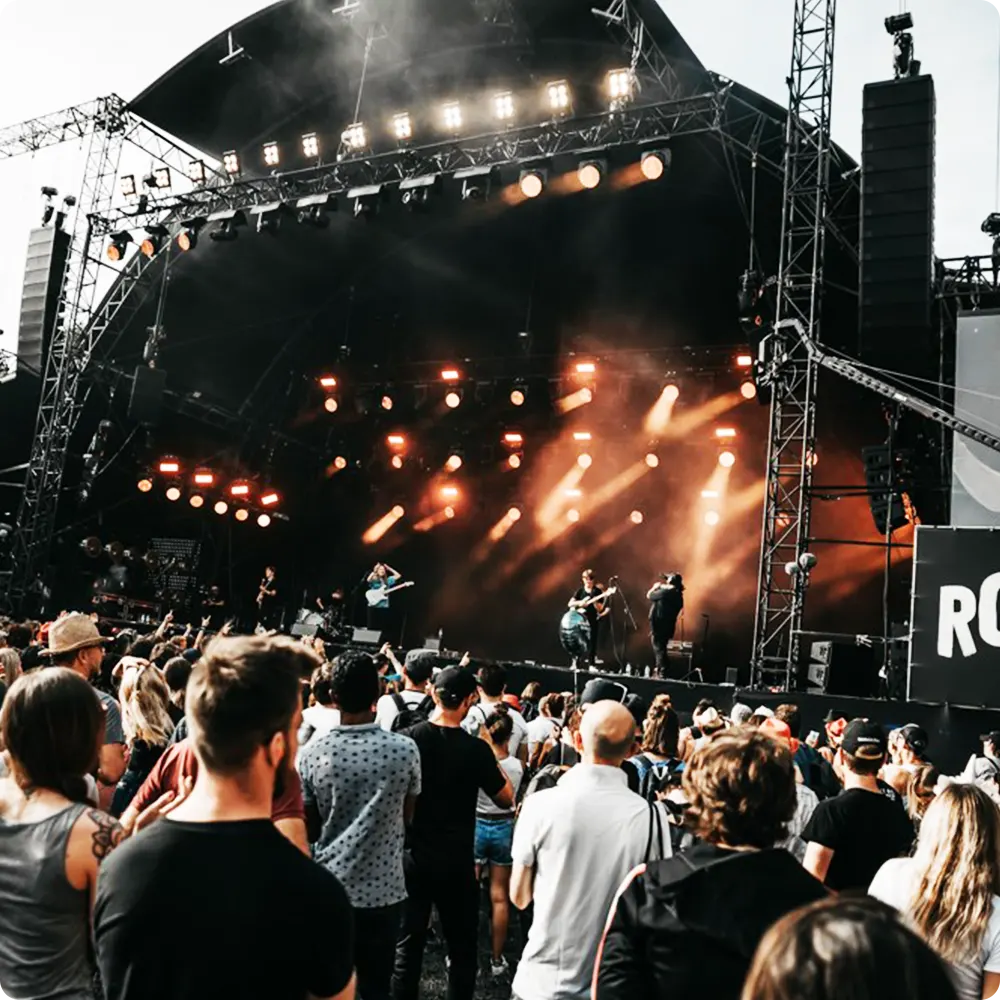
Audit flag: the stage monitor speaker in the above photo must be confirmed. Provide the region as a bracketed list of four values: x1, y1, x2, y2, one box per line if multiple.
[724, 667, 738, 686]
[807, 640, 877, 697]
[862, 444, 911, 534]
[128, 366, 167, 425]
[351, 627, 382, 646]
[290, 623, 319, 638]
[859, 75, 935, 373]
[423, 636, 442, 652]
[16, 226, 71, 378]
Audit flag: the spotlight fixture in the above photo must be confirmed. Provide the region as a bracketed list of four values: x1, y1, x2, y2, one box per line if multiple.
[257, 513, 272, 528]
[400, 174, 439, 210]
[189, 494, 205, 509]
[578, 160, 605, 190]
[106, 231, 133, 262]
[176, 217, 206, 251]
[296, 192, 336, 227]
[324, 397, 339, 413]
[193, 470, 215, 486]
[645, 453, 659, 468]
[137, 476, 153, 493]
[718, 450, 736, 468]
[349, 184, 383, 219]
[445, 454, 463, 472]
[302, 132, 320, 158]
[120, 175, 137, 198]
[519, 169, 546, 199]
[391, 112, 413, 141]
[640, 149, 671, 181]
[165, 486, 182, 502]
[663, 383, 680, 402]
[884, 12, 914, 33]
[214, 500, 228, 515]
[341, 122, 367, 151]
[455, 165, 496, 202]
[444, 506, 456, 519]
[701, 489, 720, 499]
[630, 510, 644, 525]
[715, 428, 737, 439]
[704, 510, 721, 526]
[567, 508, 581, 523]
[229, 482, 251, 498]
[441, 368, 461, 382]
[572, 431, 592, 442]
[187, 159, 207, 184]
[207, 208, 247, 242]
[503, 432, 524, 445]
[251, 201, 288, 235]
[260, 491, 280, 507]
[387, 434, 406, 448]
[140, 225, 169, 258]
[222, 150, 241, 176]
[575, 361, 597, 375]
[607, 67, 634, 106]
[493, 91, 515, 121]
[508, 454, 522, 469]
[262, 141, 280, 166]
[381, 394, 394, 411]
[234, 508, 250, 522]
[510, 383, 526, 406]
[441, 485, 459, 500]
[441, 101, 462, 131]
[390, 455, 404, 470]
[740, 380, 758, 400]
[444, 390, 462, 409]
[546, 79, 571, 113]
[577, 453, 593, 469]
[736, 353, 754, 368]
[508, 506, 522, 521]
[333, 456, 348, 471]
[319, 375, 338, 389]
[153, 167, 172, 189]
[157, 459, 181, 474]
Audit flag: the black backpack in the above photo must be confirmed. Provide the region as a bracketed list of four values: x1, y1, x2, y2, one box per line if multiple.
[632, 753, 684, 803]
[390, 693, 434, 732]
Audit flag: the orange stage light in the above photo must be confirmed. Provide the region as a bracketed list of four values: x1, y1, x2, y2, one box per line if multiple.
[158, 460, 180, 474]
[740, 380, 757, 400]
[257, 514, 272, 528]
[214, 500, 228, 515]
[577, 453, 592, 469]
[193, 471, 215, 486]
[260, 492, 280, 506]
[736, 354, 754, 368]
[229, 483, 251, 497]
[503, 432, 523, 445]
[324, 397, 339, 413]
[441, 485, 459, 499]
[715, 427, 737, 439]
[137, 477, 153, 493]
[165, 487, 181, 502]
[381, 395, 394, 411]
[390, 455, 404, 470]
[507, 454, 522, 469]
[319, 376, 337, 388]
[445, 391, 461, 409]
[567, 508, 580, 523]
[719, 450, 736, 468]
[387, 434, 406, 447]
[574, 361, 597, 375]
[235, 508, 250, 522]
[189, 495, 204, 509]
[572, 431, 592, 442]
[704, 510, 721, 526]
[510, 389, 525, 406]
[441, 368, 460, 381]
[645, 453, 660, 468]
[363, 506, 405, 545]
[445, 455, 463, 472]
[630, 510, 644, 525]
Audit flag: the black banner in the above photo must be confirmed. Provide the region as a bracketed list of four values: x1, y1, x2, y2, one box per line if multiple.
[910, 526, 1000, 707]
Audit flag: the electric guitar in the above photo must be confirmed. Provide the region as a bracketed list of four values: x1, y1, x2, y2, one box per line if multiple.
[569, 586, 618, 618]
[365, 580, 415, 607]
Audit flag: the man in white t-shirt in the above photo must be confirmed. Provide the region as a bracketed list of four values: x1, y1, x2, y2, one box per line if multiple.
[525, 693, 565, 761]
[462, 664, 528, 762]
[510, 701, 669, 1000]
[374, 649, 435, 731]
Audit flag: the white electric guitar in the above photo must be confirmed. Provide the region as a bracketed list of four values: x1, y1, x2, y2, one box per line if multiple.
[365, 580, 415, 607]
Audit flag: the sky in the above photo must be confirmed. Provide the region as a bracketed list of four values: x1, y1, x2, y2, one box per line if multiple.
[0, 0, 998, 362]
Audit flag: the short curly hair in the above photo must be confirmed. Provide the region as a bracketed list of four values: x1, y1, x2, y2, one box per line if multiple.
[682, 728, 796, 849]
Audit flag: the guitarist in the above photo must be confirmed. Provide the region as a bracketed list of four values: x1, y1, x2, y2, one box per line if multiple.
[366, 562, 402, 634]
[568, 568, 611, 665]
[256, 565, 279, 630]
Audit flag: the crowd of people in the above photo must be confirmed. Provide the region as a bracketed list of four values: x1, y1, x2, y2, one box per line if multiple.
[1, 609, 999, 1000]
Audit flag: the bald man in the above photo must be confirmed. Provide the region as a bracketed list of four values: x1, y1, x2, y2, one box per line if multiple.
[510, 701, 670, 1000]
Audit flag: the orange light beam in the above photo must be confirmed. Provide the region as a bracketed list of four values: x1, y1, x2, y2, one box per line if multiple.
[659, 390, 744, 442]
[536, 464, 584, 528]
[413, 509, 453, 533]
[362, 506, 405, 545]
[556, 387, 593, 414]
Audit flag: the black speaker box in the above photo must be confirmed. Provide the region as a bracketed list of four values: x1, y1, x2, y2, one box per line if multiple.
[128, 366, 167, 425]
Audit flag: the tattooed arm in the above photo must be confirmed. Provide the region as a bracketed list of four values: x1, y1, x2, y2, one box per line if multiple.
[65, 807, 126, 909]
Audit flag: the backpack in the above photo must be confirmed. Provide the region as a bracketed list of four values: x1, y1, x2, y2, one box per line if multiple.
[632, 753, 684, 804]
[391, 693, 434, 732]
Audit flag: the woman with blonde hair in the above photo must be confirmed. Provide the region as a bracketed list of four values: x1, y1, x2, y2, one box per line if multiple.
[869, 782, 1000, 1000]
[111, 662, 174, 817]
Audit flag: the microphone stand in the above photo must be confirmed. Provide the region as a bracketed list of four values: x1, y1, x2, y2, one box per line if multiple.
[610, 576, 638, 671]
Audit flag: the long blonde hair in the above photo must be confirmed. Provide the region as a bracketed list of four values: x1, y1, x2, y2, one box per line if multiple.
[0, 648, 21, 687]
[118, 663, 174, 746]
[908, 782, 1000, 963]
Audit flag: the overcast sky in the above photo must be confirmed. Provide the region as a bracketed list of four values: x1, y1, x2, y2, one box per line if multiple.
[0, 0, 997, 361]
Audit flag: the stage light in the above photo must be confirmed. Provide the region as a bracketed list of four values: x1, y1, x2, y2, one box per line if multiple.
[387, 435, 406, 448]
[664, 383, 680, 402]
[165, 486, 181, 502]
[445, 391, 462, 409]
[567, 508, 580, 523]
[630, 510, 644, 525]
[807, 449, 819, 468]
[507, 454, 522, 469]
[252, 201, 287, 235]
[640, 149, 670, 181]
[319, 375, 338, 389]
[391, 113, 412, 141]
[607, 68, 633, 103]
[234, 508, 249, 522]
[208, 209, 247, 242]
[573, 432, 592, 442]
[704, 510, 721, 526]
[508, 506, 522, 521]
[324, 396, 339, 413]
[578, 160, 604, 189]
[737, 353, 754, 367]
[214, 500, 228, 515]
[187, 159, 206, 184]
[719, 450, 736, 468]
[390, 455, 404, 470]
[510, 385, 526, 406]
[392, 505, 404, 517]
[441, 485, 459, 500]
[341, 122, 367, 150]
[260, 491, 280, 506]
[565, 488, 582, 498]
[519, 169, 545, 199]
[441, 368, 460, 381]
[334, 456, 348, 471]
[158, 459, 181, 474]
[546, 79, 571, 112]
[645, 453, 659, 468]
[106, 231, 132, 262]
[740, 380, 757, 400]
[222, 150, 241, 176]
[177, 218, 206, 252]
[575, 361, 597, 375]
[441, 101, 463, 131]
[189, 494, 205, 509]
[503, 432, 523, 445]
[261, 141, 280, 166]
[715, 428, 737, 439]
[229, 482, 250, 497]
[381, 394, 393, 411]
[493, 91, 515, 121]
[444, 506, 456, 519]
[445, 454, 463, 472]
[257, 514, 272, 528]
[153, 167, 172, 189]
[120, 175, 137, 198]
[302, 132, 320, 158]
[701, 489, 720, 499]
[137, 477, 153, 493]
[577, 453, 593, 469]
[140, 225, 169, 258]
[193, 471, 215, 486]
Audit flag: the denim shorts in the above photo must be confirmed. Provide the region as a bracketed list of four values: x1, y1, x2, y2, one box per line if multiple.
[475, 816, 515, 867]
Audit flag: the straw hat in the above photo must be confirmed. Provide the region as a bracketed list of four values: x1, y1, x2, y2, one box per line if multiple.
[43, 613, 108, 657]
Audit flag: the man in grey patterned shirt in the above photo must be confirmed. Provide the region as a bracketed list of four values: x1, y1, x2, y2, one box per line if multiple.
[299, 650, 421, 1000]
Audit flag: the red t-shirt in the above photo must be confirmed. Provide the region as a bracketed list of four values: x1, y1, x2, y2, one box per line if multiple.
[129, 739, 305, 822]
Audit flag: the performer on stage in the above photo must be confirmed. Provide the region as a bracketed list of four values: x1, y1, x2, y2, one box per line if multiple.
[366, 562, 402, 634]
[647, 572, 684, 678]
[568, 569, 611, 664]
[200, 584, 227, 631]
[315, 586, 347, 632]
[256, 566, 279, 630]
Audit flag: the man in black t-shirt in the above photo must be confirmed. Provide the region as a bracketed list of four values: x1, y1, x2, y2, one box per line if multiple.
[802, 718, 914, 892]
[647, 573, 684, 677]
[568, 569, 609, 663]
[94, 636, 355, 1000]
[393, 667, 514, 1000]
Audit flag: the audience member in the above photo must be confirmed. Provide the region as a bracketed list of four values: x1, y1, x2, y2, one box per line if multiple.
[520, 681, 542, 722]
[161, 655, 192, 726]
[94, 636, 356, 1000]
[742, 896, 958, 1000]
[869, 782, 1000, 1000]
[802, 718, 914, 891]
[759, 716, 818, 860]
[299, 650, 420, 1000]
[818, 713, 847, 764]
[375, 649, 435, 731]
[464, 663, 529, 762]
[298, 662, 341, 751]
[905, 763, 940, 829]
[729, 702, 753, 725]
[45, 613, 126, 790]
[970, 731, 1000, 784]
[475, 703, 525, 979]
[628, 693, 682, 802]
[595, 729, 827, 1000]
[392, 666, 513, 1000]
[884, 723, 931, 797]
[110, 662, 173, 817]
[525, 692, 565, 761]
[0, 670, 124, 999]
[512, 701, 668, 1000]
[0, 647, 21, 688]
[773, 702, 838, 798]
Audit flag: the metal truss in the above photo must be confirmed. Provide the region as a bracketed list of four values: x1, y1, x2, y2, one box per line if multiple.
[751, 0, 837, 690]
[937, 254, 1000, 307]
[0, 96, 123, 159]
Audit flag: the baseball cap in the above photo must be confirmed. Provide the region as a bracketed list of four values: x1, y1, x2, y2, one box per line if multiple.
[841, 718, 888, 761]
[729, 703, 753, 725]
[981, 730, 1000, 746]
[580, 677, 628, 706]
[433, 666, 478, 708]
[900, 723, 929, 756]
[760, 716, 801, 753]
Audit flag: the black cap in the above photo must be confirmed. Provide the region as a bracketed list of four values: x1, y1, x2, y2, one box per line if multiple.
[624, 693, 648, 728]
[981, 730, 1000, 746]
[900, 723, 929, 756]
[433, 666, 478, 708]
[841, 718, 887, 761]
[580, 677, 628, 706]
